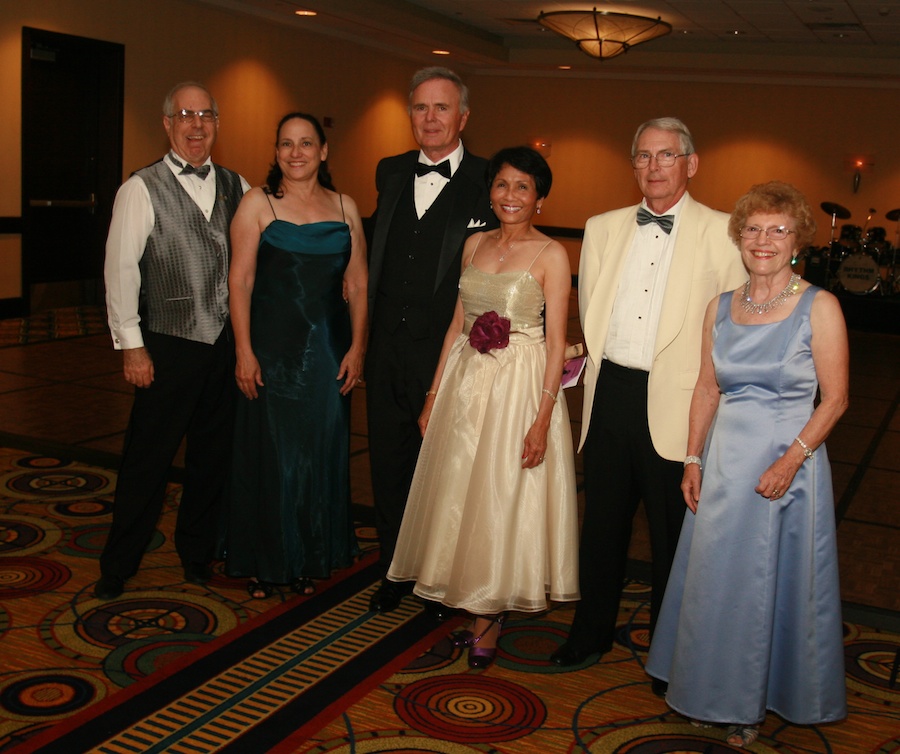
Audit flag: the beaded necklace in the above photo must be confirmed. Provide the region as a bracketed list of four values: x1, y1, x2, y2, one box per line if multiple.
[740, 272, 801, 315]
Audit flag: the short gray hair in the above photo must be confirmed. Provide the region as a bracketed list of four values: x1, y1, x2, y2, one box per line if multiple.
[163, 81, 219, 117]
[631, 117, 694, 156]
[408, 67, 469, 113]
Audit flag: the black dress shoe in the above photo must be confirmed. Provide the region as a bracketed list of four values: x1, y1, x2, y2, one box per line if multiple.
[422, 600, 456, 621]
[651, 678, 668, 697]
[94, 574, 124, 600]
[183, 562, 212, 584]
[369, 580, 410, 613]
[549, 642, 607, 667]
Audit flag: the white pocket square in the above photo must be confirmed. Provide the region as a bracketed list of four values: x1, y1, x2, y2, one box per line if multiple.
[467, 219, 487, 228]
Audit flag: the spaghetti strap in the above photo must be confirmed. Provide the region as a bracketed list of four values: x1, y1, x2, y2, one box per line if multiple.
[263, 190, 278, 220]
[468, 232, 486, 266]
[338, 193, 345, 223]
[526, 240, 553, 272]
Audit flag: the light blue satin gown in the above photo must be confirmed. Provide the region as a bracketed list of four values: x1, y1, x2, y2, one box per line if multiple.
[646, 286, 847, 725]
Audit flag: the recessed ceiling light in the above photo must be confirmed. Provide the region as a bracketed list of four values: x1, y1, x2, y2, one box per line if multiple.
[432, 49, 450, 55]
[295, 9, 317, 16]
[558, 65, 572, 70]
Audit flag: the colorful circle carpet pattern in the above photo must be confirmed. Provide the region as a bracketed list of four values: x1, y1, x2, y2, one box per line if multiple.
[0, 448, 370, 749]
[0, 447, 898, 752]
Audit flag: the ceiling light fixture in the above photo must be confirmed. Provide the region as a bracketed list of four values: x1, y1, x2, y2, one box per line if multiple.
[294, 10, 317, 16]
[432, 49, 451, 55]
[537, 7, 672, 61]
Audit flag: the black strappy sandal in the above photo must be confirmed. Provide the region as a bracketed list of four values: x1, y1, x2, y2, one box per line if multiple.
[290, 577, 316, 596]
[247, 579, 273, 600]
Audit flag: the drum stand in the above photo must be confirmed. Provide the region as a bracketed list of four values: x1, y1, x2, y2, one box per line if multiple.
[821, 202, 851, 291]
[886, 208, 900, 296]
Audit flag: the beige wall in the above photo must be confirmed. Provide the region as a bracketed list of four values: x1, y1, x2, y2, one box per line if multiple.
[0, 0, 424, 299]
[3, 0, 899, 300]
[465, 76, 900, 245]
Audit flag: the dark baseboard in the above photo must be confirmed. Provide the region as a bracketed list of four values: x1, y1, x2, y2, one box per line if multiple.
[0, 298, 26, 318]
[0, 216, 22, 234]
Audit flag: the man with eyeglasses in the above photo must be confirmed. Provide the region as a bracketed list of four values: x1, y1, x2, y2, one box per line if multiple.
[96, 82, 250, 600]
[551, 118, 746, 685]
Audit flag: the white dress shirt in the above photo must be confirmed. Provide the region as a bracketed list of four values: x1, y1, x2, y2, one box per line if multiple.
[105, 152, 250, 350]
[414, 140, 464, 219]
[604, 193, 687, 371]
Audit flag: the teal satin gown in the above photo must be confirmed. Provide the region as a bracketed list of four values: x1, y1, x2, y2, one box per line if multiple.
[646, 286, 847, 725]
[226, 219, 358, 583]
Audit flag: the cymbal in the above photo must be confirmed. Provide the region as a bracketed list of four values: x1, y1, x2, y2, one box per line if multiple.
[886, 208, 900, 222]
[821, 201, 851, 219]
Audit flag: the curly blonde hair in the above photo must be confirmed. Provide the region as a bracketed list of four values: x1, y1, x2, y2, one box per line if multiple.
[728, 181, 816, 249]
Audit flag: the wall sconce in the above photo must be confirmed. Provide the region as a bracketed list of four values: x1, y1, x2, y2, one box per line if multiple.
[845, 155, 874, 194]
[530, 137, 552, 158]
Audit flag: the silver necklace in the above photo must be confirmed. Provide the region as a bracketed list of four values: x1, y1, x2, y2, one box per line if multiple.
[740, 272, 801, 315]
[497, 236, 516, 262]
[497, 234, 516, 262]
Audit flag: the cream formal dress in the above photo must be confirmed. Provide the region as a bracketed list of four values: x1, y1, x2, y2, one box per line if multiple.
[387, 244, 579, 613]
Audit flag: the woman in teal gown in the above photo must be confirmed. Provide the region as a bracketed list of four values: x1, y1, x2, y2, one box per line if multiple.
[646, 182, 848, 748]
[225, 113, 367, 598]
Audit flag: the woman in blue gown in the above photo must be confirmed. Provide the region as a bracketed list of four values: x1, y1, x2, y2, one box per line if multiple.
[645, 182, 849, 748]
[225, 113, 367, 598]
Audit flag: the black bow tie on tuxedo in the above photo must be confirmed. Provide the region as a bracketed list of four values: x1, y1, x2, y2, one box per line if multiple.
[636, 206, 674, 234]
[169, 154, 211, 180]
[415, 160, 451, 179]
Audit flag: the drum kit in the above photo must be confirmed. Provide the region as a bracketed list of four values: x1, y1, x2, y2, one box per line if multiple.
[808, 202, 900, 295]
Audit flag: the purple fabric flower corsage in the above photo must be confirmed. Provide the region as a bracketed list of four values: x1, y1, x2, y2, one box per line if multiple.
[469, 311, 511, 354]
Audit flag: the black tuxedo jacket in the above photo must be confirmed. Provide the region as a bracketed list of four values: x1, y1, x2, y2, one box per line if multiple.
[367, 149, 496, 337]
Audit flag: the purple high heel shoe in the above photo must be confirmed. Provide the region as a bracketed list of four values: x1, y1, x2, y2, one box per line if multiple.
[451, 613, 507, 669]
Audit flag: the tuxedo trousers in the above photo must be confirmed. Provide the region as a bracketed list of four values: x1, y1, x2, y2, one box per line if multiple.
[366, 321, 443, 574]
[99, 329, 234, 579]
[568, 360, 685, 653]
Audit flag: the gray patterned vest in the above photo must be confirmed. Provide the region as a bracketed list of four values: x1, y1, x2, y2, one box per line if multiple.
[135, 160, 243, 344]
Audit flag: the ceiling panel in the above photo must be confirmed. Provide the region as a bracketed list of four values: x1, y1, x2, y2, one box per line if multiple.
[197, 0, 900, 82]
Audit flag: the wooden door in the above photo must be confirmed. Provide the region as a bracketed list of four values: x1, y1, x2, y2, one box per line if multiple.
[21, 27, 124, 310]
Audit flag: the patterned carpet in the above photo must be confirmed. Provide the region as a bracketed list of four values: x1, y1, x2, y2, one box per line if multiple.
[302, 592, 900, 753]
[0, 448, 898, 752]
[0, 307, 108, 348]
[0, 447, 381, 751]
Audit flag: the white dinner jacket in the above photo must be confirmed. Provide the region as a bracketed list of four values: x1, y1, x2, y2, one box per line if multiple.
[578, 193, 747, 460]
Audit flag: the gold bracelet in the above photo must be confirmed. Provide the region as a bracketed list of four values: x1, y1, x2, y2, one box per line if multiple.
[542, 388, 557, 402]
[425, 390, 437, 397]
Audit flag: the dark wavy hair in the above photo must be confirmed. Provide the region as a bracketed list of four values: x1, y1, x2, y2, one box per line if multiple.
[265, 112, 335, 196]
[728, 181, 816, 249]
[487, 146, 553, 199]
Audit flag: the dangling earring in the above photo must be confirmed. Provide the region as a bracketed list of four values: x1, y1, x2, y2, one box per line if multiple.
[536, 207, 542, 215]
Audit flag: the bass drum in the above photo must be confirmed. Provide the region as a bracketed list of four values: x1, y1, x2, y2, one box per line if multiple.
[837, 253, 881, 294]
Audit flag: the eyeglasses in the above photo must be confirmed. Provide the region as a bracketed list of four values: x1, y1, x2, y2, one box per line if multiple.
[631, 151, 691, 168]
[739, 225, 795, 241]
[169, 109, 218, 123]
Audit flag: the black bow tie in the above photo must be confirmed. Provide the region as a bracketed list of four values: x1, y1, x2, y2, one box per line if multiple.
[415, 160, 451, 179]
[636, 206, 674, 234]
[169, 154, 211, 180]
